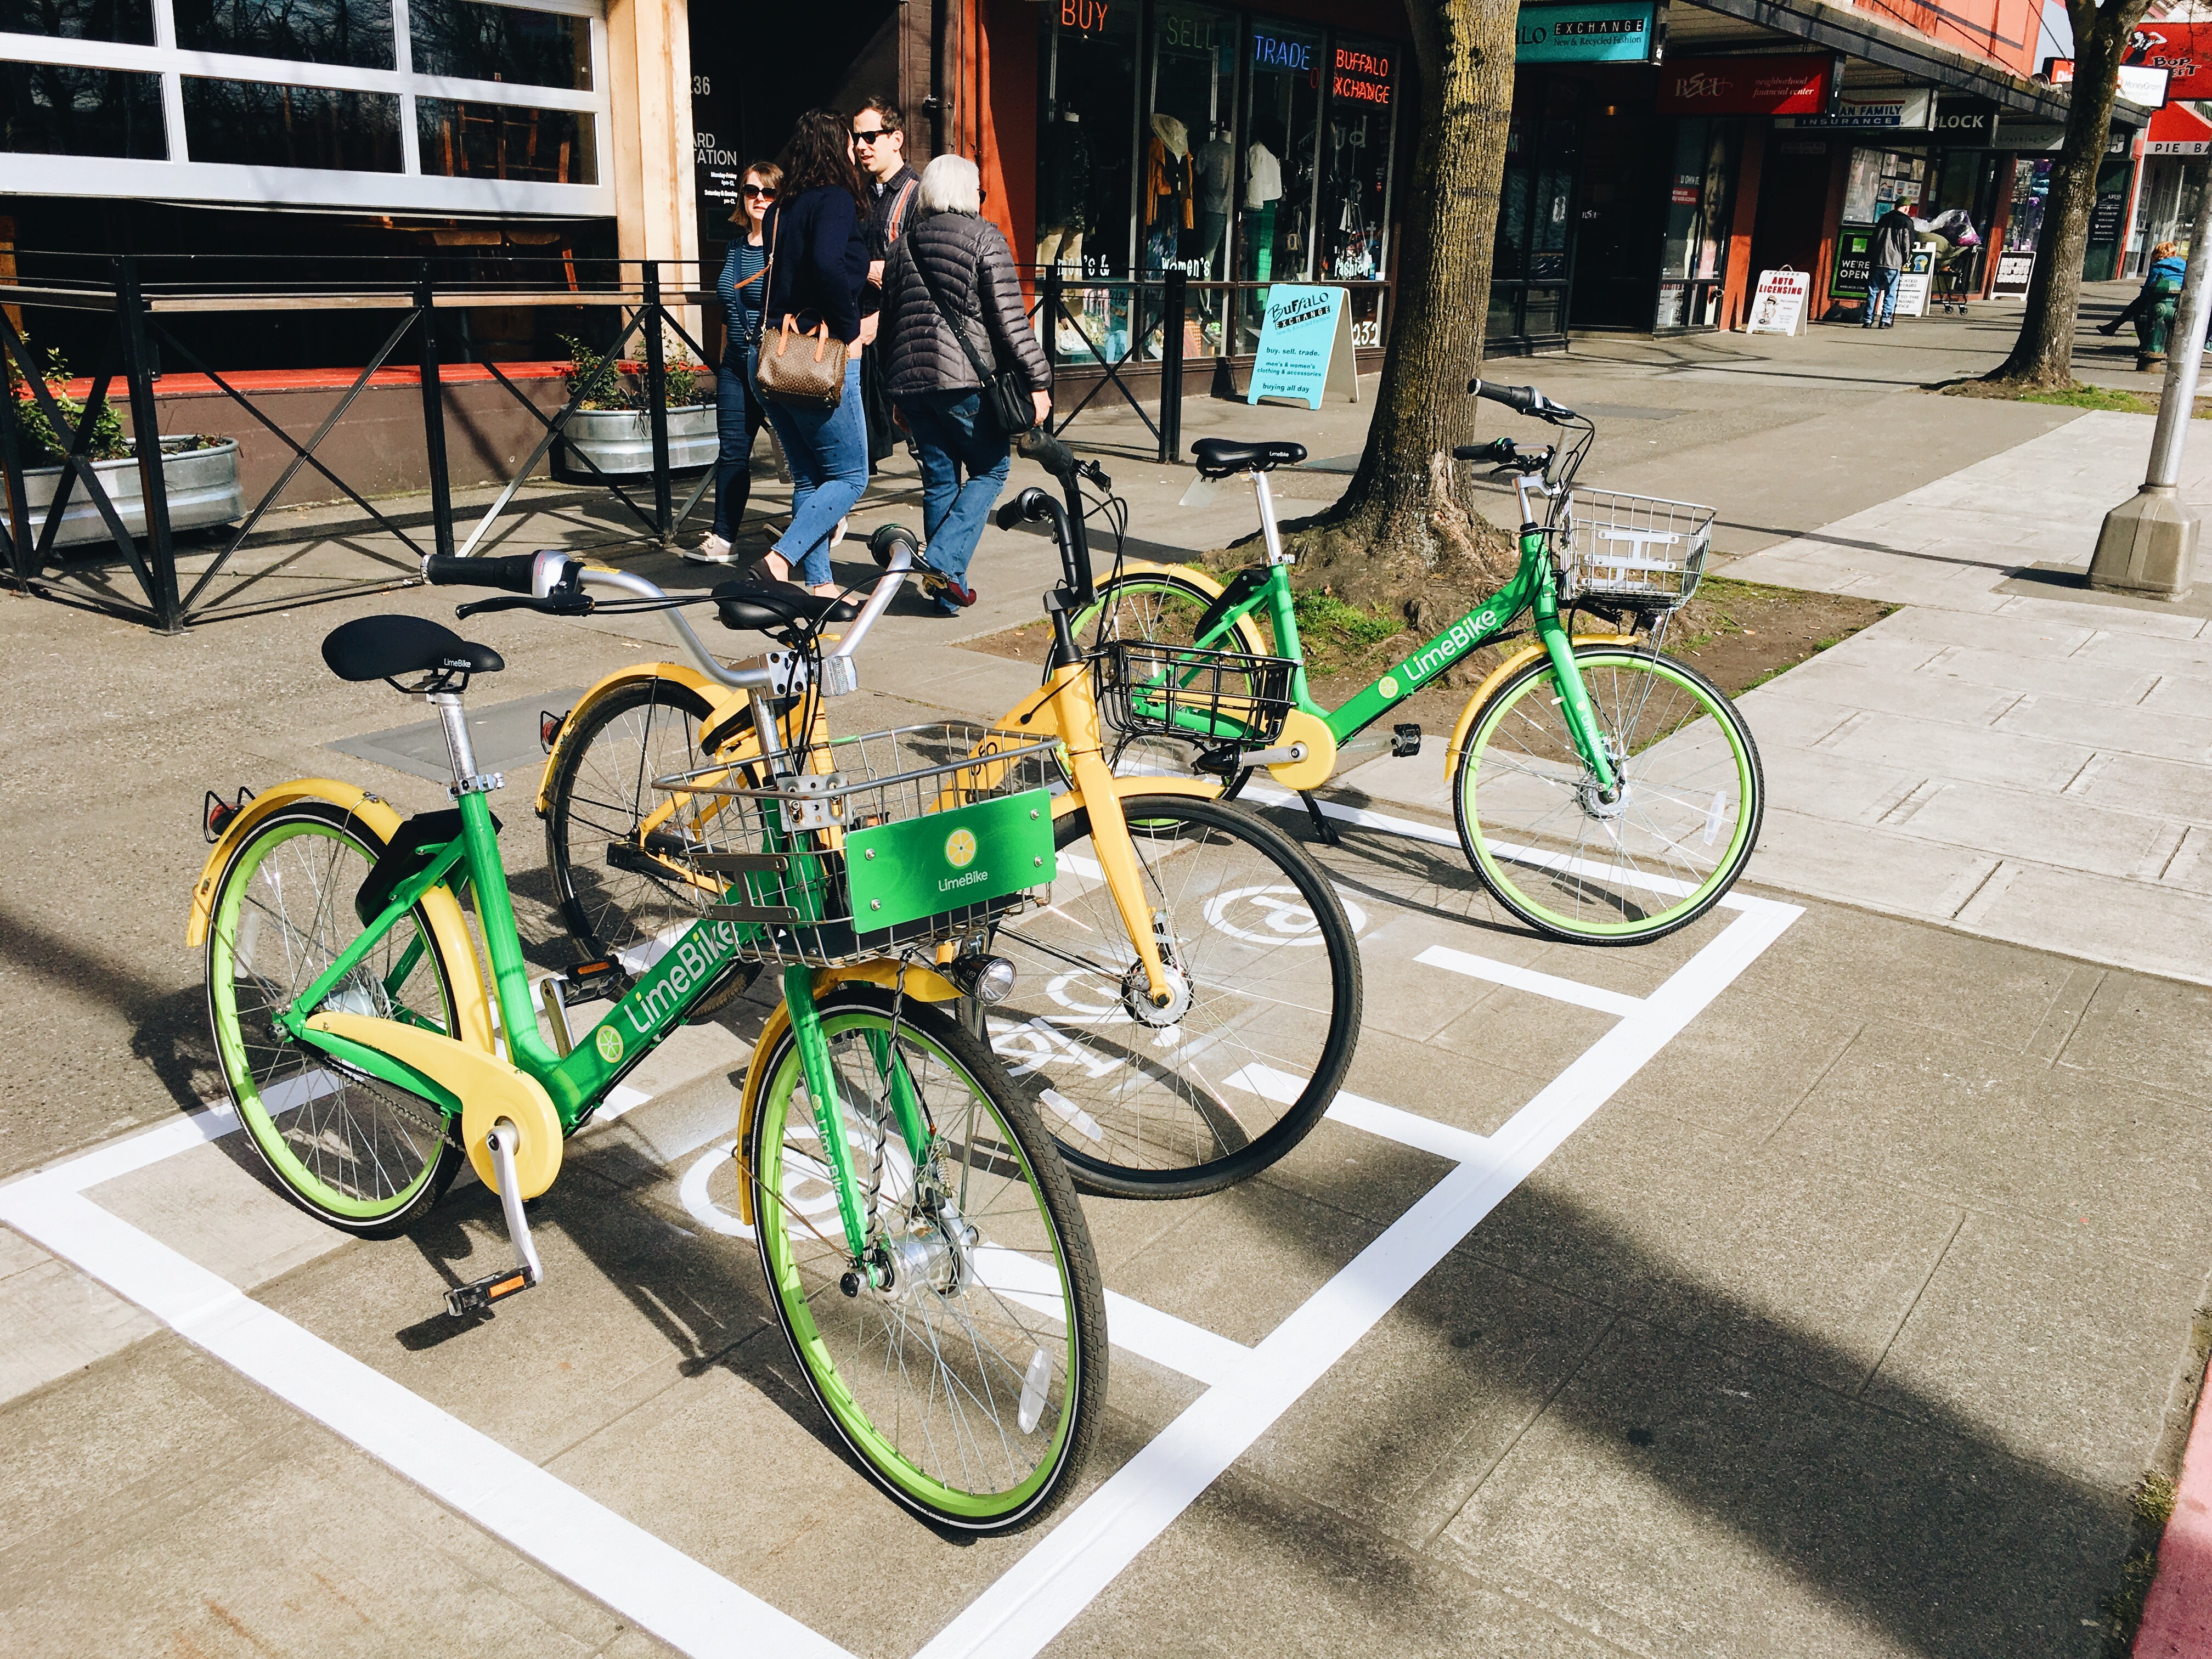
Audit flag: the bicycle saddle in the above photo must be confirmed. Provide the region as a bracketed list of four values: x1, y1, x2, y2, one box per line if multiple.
[1192, 438, 1308, 478]
[322, 615, 504, 682]
[711, 579, 861, 633]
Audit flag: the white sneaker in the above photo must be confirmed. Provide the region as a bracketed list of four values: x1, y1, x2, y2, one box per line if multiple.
[831, 516, 849, 548]
[683, 533, 735, 565]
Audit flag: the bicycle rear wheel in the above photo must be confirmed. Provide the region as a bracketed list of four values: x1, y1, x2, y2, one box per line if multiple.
[988, 794, 1362, 1199]
[204, 800, 465, 1235]
[747, 985, 1105, 1534]
[1452, 644, 1763, 943]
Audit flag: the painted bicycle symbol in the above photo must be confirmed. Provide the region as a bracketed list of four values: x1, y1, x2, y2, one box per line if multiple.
[1202, 885, 1366, 945]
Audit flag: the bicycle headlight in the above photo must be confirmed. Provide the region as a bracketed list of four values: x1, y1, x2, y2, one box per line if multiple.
[948, 955, 1017, 1005]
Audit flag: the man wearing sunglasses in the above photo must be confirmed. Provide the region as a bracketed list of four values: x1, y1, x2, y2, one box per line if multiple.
[852, 98, 920, 472]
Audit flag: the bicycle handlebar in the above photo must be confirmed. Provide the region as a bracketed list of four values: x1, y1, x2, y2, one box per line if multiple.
[424, 550, 551, 592]
[1467, 378, 1580, 424]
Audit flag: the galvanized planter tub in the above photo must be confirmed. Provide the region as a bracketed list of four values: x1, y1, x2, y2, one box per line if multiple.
[558, 405, 716, 476]
[19, 437, 246, 549]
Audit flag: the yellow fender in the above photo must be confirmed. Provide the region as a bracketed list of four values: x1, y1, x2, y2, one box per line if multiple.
[534, 662, 746, 815]
[187, 779, 495, 1056]
[731, 962, 961, 1226]
[306, 1012, 564, 1199]
[1444, 634, 1639, 785]
[1096, 558, 1272, 658]
[1051, 772, 1222, 817]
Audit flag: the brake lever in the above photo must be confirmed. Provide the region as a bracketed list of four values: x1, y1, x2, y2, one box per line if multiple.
[455, 594, 594, 620]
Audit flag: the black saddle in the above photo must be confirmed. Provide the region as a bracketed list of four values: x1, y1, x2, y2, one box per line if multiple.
[1192, 438, 1308, 478]
[712, 579, 861, 633]
[323, 615, 504, 684]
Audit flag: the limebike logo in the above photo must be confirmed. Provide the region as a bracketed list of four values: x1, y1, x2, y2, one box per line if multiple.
[617, 919, 743, 1042]
[1403, 610, 1500, 686]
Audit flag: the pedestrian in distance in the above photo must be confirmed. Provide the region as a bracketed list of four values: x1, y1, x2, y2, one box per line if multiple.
[684, 159, 779, 567]
[2100, 240, 2187, 371]
[750, 108, 871, 598]
[882, 153, 1052, 617]
[1864, 200, 1916, 329]
[852, 97, 921, 475]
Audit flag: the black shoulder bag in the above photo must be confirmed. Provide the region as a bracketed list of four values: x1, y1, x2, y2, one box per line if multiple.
[910, 241, 1036, 437]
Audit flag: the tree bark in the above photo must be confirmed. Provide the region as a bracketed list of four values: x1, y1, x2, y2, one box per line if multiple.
[1985, 0, 2149, 389]
[1273, 0, 1520, 626]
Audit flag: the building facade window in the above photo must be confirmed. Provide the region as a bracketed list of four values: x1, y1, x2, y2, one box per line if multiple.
[0, 0, 608, 210]
[1655, 116, 1736, 329]
[1491, 72, 1578, 348]
[1, 57, 161, 154]
[1319, 34, 1394, 281]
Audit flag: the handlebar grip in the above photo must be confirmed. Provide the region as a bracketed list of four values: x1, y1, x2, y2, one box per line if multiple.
[1019, 427, 1080, 482]
[425, 551, 540, 591]
[994, 499, 1027, 533]
[1467, 378, 1538, 414]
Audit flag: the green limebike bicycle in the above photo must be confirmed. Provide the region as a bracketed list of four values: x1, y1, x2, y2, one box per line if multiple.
[188, 547, 1104, 1532]
[1080, 376, 1765, 945]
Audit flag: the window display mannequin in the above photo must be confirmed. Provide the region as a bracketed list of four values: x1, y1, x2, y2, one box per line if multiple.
[1036, 108, 1091, 273]
[1194, 118, 1234, 271]
[1243, 129, 1283, 283]
[1146, 110, 1193, 273]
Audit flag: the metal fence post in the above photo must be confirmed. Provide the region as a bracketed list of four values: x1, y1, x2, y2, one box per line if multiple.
[643, 261, 673, 544]
[416, 262, 455, 562]
[1159, 269, 1186, 464]
[1041, 265, 1063, 435]
[117, 256, 181, 630]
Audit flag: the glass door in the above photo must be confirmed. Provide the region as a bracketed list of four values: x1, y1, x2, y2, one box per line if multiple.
[1655, 117, 1738, 331]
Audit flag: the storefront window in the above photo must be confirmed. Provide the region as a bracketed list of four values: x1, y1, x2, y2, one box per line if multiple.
[2005, 156, 2051, 256]
[181, 77, 402, 170]
[174, 0, 396, 71]
[1490, 74, 1577, 346]
[1041, 0, 1139, 279]
[1146, 4, 1236, 279]
[417, 97, 594, 183]
[1241, 16, 1321, 297]
[1320, 34, 1393, 279]
[0, 60, 163, 155]
[410, 0, 591, 91]
[0, 0, 153, 44]
[1656, 116, 1735, 329]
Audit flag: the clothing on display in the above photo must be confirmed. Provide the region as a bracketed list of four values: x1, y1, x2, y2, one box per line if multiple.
[1039, 110, 1093, 260]
[1244, 140, 1282, 211]
[1146, 112, 1194, 273]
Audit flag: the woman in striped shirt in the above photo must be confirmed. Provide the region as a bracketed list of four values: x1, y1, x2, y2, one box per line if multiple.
[687, 160, 780, 565]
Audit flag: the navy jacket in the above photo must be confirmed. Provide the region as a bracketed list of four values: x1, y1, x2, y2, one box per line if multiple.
[764, 186, 869, 343]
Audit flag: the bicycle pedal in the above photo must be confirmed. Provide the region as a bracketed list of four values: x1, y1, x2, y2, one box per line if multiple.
[1391, 723, 1422, 758]
[445, 1266, 537, 1319]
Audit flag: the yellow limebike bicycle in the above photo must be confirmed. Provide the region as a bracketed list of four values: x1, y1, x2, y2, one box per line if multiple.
[533, 433, 1362, 1199]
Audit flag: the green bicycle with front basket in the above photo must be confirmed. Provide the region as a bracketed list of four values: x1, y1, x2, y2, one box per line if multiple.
[1084, 376, 1766, 944]
[187, 547, 1103, 1533]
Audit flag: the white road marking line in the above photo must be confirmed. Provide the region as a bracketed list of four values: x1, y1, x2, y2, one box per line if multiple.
[0, 1176, 855, 1659]
[1413, 944, 1646, 1018]
[1103, 1294, 1251, 1389]
[1225, 1064, 1492, 1167]
[912, 894, 1802, 1659]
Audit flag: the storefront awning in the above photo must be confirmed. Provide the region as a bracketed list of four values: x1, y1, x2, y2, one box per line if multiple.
[1680, 0, 2149, 126]
[2146, 100, 2212, 154]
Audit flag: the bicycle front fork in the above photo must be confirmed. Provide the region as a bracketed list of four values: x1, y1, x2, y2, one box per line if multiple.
[1533, 607, 1620, 796]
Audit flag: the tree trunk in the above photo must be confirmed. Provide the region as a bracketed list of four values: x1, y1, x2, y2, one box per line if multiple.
[1274, 0, 1520, 627]
[1985, 0, 2149, 389]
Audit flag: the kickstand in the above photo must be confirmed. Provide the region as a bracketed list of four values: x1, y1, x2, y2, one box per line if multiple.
[1299, 790, 1342, 848]
[445, 1119, 544, 1318]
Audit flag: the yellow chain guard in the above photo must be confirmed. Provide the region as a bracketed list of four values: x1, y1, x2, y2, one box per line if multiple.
[1265, 708, 1339, 792]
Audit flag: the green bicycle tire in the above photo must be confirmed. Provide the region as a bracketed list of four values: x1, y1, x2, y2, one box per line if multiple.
[1452, 645, 1763, 944]
[205, 800, 465, 1236]
[746, 985, 1106, 1534]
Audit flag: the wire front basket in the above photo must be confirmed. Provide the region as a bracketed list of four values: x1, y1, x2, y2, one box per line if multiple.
[1093, 638, 1297, 751]
[650, 722, 1063, 967]
[1560, 489, 1716, 612]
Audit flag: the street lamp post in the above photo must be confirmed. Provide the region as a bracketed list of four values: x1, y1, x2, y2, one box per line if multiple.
[2090, 162, 2212, 599]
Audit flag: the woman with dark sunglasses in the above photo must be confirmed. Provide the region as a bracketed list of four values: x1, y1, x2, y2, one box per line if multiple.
[686, 160, 781, 565]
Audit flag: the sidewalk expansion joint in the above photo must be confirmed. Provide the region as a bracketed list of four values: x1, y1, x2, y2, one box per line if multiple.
[1855, 1209, 1968, 1400]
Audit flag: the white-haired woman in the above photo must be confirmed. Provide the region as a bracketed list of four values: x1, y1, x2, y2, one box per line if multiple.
[882, 152, 1052, 614]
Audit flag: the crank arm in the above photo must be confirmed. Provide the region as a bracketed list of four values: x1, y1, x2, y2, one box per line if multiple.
[444, 1118, 544, 1318]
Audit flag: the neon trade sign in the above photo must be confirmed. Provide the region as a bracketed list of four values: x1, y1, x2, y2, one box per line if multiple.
[1252, 31, 1313, 69]
[1333, 44, 1392, 105]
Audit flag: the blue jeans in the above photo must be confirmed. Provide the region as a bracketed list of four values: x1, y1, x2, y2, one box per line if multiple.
[898, 388, 1012, 590]
[1865, 266, 1901, 326]
[759, 357, 866, 586]
[713, 342, 765, 540]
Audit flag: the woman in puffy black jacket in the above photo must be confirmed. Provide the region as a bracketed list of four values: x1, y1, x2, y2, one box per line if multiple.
[752, 108, 870, 595]
[882, 154, 1051, 614]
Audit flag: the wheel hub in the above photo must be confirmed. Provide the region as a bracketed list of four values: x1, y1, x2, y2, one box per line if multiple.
[878, 1211, 979, 1302]
[1577, 737, 1629, 820]
[1121, 959, 1193, 1026]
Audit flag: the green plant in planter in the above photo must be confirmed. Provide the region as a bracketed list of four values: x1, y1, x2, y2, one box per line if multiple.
[558, 331, 703, 413]
[558, 334, 628, 411]
[6, 340, 129, 462]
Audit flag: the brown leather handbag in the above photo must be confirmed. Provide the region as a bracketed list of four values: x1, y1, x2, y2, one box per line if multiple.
[753, 212, 849, 410]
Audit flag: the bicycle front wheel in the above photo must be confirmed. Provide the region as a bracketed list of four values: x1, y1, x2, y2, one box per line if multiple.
[204, 800, 466, 1235]
[989, 794, 1362, 1199]
[1453, 645, 1763, 944]
[747, 986, 1105, 1534]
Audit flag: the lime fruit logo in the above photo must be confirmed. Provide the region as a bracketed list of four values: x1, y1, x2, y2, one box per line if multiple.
[945, 827, 979, 869]
[1379, 674, 1400, 699]
[595, 1025, 624, 1065]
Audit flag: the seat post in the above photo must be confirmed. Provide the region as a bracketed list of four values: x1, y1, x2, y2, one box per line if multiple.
[432, 691, 485, 793]
[1254, 472, 1290, 566]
